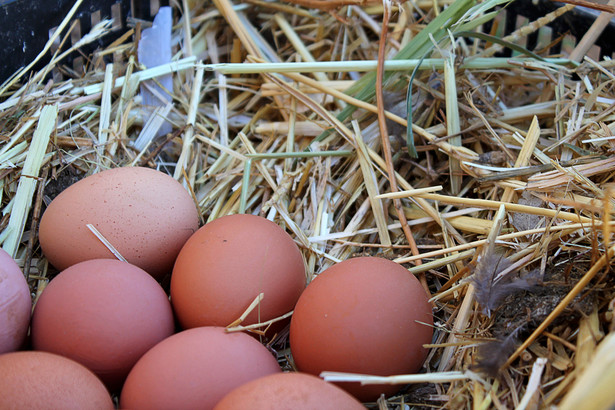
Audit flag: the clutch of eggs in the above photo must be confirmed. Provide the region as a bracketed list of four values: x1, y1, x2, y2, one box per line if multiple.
[27, 165, 435, 405]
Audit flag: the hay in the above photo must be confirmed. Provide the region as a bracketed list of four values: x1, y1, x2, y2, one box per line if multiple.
[1, 0, 615, 407]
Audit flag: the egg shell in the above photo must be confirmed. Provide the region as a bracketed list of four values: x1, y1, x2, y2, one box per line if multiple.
[31, 259, 175, 391]
[0, 351, 114, 409]
[171, 214, 306, 330]
[0, 249, 30, 354]
[38, 166, 200, 280]
[213, 372, 365, 410]
[289, 256, 433, 401]
[120, 326, 282, 410]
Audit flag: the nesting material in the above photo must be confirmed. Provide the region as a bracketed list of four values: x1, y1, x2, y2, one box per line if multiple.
[1, 0, 615, 407]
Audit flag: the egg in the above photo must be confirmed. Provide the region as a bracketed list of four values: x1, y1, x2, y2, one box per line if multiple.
[0, 351, 113, 409]
[171, 214, 306, 331]
[213, 372, 365, 409]
[39, 166, 200, 280]
[289, 256, 433, 401]
[0, 249, 30, 354]
[31, 259, 175, 391]
[120, 326, 282, 409]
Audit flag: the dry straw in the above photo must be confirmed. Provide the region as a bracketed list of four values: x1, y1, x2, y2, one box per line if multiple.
[1, 0, 615, 407]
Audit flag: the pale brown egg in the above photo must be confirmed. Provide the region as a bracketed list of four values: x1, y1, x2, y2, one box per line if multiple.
[0, 351, 114, 409]
[171, 214, 306, 331]
[31, 259, 175, 392]
[38, 166, 200, 280]
[214, 372, 366, 409]
[120, 326, 282, 410]
[0, 249, 30, 354]
[289, 256, 433, 401]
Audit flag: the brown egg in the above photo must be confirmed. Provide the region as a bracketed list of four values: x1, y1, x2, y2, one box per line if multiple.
[39, 166, 200, 280]
[171, 214, 306, 330]
[289, 256, 433, 402]
[31, 259, 175, 391]
[120, 326, 282, 410]
[0, 249, 31, 353]
[214, 372, 365, 409]
[0, 351, 113, 409]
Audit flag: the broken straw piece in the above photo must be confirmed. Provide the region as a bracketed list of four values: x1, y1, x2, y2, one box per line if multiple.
[86, 224, 127, 262]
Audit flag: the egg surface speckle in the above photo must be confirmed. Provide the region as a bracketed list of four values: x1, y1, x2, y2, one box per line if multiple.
[38, 166, 200, 280]
[289, 256, 433, 401]
[171, 214, 306, 330]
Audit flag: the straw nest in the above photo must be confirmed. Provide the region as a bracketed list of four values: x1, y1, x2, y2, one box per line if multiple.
[1, 0, 614, 408]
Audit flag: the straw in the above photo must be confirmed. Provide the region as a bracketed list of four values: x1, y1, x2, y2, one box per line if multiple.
[85, 224, 127, 262]
[1, 106, 56, 258]
[1, 0, 614, 406]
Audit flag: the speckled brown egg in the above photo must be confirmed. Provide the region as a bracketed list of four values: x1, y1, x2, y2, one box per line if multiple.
[0, 249, 31, 354]
[171, 214, 306, 330]
[120, 326, 282, 410]
[38, 166, 200, 280]
[0, 351, 114, 409]
[31, 259, 175, 392]
[213, 372, 365, 409]
[289, 256, 433, 401]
